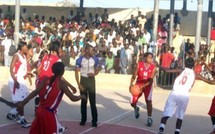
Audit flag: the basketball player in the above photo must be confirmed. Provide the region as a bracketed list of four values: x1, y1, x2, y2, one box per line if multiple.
[158, 58, 195, 134]
[129, 52, 156, 127]
[7, 41, 31, 128]
[16, 62, 86, 134]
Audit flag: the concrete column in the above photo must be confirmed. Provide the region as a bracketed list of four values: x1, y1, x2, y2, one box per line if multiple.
[169, 0, 175, 47]
[14, 0, 20, 46]
[207, 0, 213, 46]
[195, 0, 203, 59]
[153, 0, 159, 57]
[153, 0, 159, 42]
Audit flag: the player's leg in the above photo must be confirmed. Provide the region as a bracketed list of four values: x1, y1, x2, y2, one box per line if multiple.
[7, 79, 19, 120]
[79, 77, 88, 126]
[143, 86, 153, 127]
[209, 96, 215, 134]
[158, 93, 176, 133]
[174, 95, 189, 134]
[130, 93, 142, 119]
[88, 78, 98, 127]
[15, 83, 31, 128]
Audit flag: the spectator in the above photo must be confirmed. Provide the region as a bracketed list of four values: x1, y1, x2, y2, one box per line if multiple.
[5, 6, 13, 19]
[1, 33, 15, 67]
[101, 9, 109, 22]
[0, 8, 4, 19]
[21, 8, 29, 20]
[68, 10, 74, 20]
[105, 52, 115, 73]
[119, 46, 128, 74]
[160, 46, 175, 69]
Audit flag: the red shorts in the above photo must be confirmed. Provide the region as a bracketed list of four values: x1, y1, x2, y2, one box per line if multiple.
[29, 107, 57, 134]
[209, 96, 215, 116]
[136, 82, 153, 101]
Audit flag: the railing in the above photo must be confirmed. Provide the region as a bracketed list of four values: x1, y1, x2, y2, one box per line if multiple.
[156, 67, 181, 89]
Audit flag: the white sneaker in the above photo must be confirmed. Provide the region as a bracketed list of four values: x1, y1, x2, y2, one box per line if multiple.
[16, 118, 31, 128]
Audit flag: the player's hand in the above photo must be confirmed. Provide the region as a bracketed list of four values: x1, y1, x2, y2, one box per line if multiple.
[71, 87, 77, 94]
[15, 101, 24, 113]
[14, 81, 20, 89]
[129, 84, 133, 93]
[78, 84, 84, 92]
[81, 95, 87, 100]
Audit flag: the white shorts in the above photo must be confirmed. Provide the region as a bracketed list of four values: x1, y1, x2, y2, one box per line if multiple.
[163, 92, 189, 120]
[8, 77, 29, 102]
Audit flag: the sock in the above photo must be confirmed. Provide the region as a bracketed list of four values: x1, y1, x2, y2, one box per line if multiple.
[10, 108, 18, 115]
[160, 123, 165, 129]
[19, 116, 25, 120]
[148, 116, 152, 119]
[175, 129, 180, 132]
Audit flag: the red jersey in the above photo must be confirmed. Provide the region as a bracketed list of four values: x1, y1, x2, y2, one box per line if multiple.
[39, 77, 63, 112]
[38, 54, 60, 81]
[136, 61, 156, 83]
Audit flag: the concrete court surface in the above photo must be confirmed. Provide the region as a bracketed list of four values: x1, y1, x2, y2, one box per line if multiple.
[0, 67, 214, 134]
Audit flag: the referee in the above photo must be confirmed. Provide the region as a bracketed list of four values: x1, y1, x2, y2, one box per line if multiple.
[75, 44, 100, 127]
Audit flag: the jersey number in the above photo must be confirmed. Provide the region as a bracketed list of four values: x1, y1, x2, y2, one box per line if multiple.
[179, 75, 188, 85]
[43, 61, 50, 71]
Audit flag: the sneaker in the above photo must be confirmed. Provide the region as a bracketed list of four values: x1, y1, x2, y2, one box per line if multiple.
[16, 118, 31, 128]
[92, 122, 97, 127]
[6, 113, 17, 120]
[147, 118, 153, 127]
[59, 126, 67, 134]
[158, 127, 164, 134]
[79, 121, 85, 126]
[134, 107, 140, 119]
[175, 131, 180, 134]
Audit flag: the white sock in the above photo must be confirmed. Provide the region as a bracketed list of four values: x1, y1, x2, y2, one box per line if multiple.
[10, 108, 18, 115]
[148, 116, 152, 119]
[175, 129, 180, 132]
[160, 123, 165, 129]
[19, 116, 25, 120]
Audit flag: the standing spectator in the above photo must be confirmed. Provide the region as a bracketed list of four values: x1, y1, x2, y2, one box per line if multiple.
[5, 6, 13, 19]
[138, 15, 147, 31]
[185, 38, 194, 54]
[114, 50, 121, 74]
[68, 10, 74, 20]
[174, 12, 181, 31]
[125, 43, 133, 74]
[75, 45, 100, 127]
[0, 8, 4, 19]
[21, 8, 29, 20]
[119, 46, 128, 74]
[101, 9, 109, 22]
[1, 33, 15, 66]
[105, 52, 115, 74]
[160, 46, 175, 69]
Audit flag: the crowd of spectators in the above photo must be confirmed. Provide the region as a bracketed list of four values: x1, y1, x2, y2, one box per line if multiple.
[1, 6, 215, 84]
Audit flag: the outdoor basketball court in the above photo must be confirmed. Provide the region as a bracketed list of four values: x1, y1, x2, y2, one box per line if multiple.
[0, 67, 214, 134]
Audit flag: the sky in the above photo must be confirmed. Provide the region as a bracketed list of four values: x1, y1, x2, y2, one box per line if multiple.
[1, 0, 215, 11]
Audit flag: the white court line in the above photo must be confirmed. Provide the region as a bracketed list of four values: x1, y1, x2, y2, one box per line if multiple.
[79, 110, 131, 134]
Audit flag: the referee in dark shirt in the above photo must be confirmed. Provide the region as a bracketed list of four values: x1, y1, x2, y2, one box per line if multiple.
[75, 44, 100, 127]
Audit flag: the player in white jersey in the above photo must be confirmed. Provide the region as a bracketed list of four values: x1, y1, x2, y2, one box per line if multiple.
[158, 58, 195, 134]
[7, 42, 31, 128]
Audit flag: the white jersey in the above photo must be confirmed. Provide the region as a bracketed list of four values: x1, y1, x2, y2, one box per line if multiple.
[173, 68, 195, 94]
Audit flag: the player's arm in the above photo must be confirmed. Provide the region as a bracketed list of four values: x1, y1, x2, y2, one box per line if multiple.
[0, 97, 15, 107]
[59, 79, 86, 101]
[61, 77, 77, 94]
[10, 54, 19, 88]
[16, 78, 47, 112]
[30, 60, 39, 71]
[130, 64, 138, 87]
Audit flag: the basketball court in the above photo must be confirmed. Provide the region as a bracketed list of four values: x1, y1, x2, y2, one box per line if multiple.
[0, 67, 214, 134]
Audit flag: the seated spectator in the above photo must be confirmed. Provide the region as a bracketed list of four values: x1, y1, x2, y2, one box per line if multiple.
[105, 52, 115, 74]
[62, 31, 72, 53]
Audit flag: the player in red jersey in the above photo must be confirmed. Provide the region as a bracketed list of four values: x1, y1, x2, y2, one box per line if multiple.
[209, 96, 215, 134]
[37, 41, 62, 84]
[129, 52, 157, 127]
[16, 62, 86, 134]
